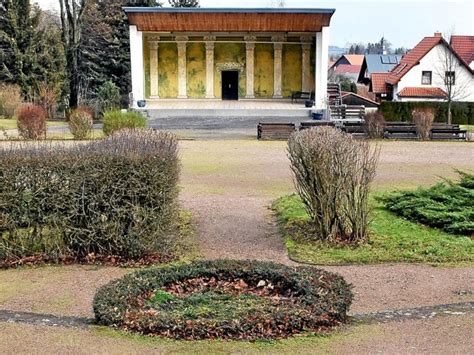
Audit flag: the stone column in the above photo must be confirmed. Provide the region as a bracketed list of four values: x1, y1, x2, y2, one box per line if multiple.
[301, 37, 312, 93]
[176, 36, 188, 99]
[272, 36, 285, 99]
[129, 25, 144, 108]
[149, 38, 159, 98]
[245, 36, 256, 99]
[204, 36, 215, 99]
[315, 27, 329, 109]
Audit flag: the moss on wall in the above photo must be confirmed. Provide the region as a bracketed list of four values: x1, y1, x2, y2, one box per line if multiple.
[214, 42, 246, 98]
[254, 43, 274, 98]
[282, 44, 302, 97]
[158, 43, 178, 98]
[186, 42, 206, 98]
[143, 41, 150, 98]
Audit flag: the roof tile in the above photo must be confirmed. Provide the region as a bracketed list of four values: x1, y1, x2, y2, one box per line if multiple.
[451, 35, 474, 66]
[397, 87, 447, 98]
[370, 72, 391, 94]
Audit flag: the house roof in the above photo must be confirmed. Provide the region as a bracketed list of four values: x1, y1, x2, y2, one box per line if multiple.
[344, 54, 365, 66]
[387, 36, 444, 85]
[397, 87, 447, 98]
[370, 72, 391, 94]
[123, 7, 335, 32]
[450, 35, 474, 66]
[362, 54, 402, 75]
[334, 64, 362, 74]
[340, 91, 379, 106]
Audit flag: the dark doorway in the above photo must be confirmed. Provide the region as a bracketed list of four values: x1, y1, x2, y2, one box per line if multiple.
[221, 71, 239, 100]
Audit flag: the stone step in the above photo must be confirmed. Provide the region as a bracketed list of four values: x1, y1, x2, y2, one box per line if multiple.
[144, 108, 312, 119]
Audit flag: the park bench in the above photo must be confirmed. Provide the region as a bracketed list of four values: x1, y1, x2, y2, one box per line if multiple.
[383, 122, 418, 139]
[330, 105, 365, 121]
[299, 121, 335, 130]
[291, 91, 315, 103]
[257, 123, 296, 140]
[430, 124, 467, 140]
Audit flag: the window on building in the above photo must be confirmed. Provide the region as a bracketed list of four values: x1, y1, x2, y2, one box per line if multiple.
[421, 71, 432, 85]
[445, 71, 455, 85]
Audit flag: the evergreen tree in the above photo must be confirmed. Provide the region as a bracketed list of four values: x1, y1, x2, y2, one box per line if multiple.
[0, 1, 65, 99]
[79, 0, 161, 106]
[169, 0, 199, 7]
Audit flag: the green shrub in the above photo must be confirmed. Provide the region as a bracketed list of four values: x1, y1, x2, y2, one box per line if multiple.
[380, 171, 474, 236]
[379, 101, 474, 124]
[97, 80, 122, 114]
[93, 259, 353, 340]
[0, 129, 179, 262]
[15, 103, 47, 139]
[68, 107, 93, 140]
[103, 110, 146, 136]
[288, 127, 379, 243]
[0, 84, 22, 118]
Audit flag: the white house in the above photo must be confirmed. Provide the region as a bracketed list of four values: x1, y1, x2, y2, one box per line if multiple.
[371, 33, 474, 102]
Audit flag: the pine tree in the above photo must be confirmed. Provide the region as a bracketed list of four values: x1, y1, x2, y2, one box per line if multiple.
[169, 0, 200, 7]
[0, 1, 65, 99]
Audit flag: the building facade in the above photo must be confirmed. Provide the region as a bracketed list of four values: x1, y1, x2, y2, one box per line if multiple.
[124, 8, 334, 109]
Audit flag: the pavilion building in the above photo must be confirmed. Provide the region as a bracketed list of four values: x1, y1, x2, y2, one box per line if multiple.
[123, 7, 334, 111]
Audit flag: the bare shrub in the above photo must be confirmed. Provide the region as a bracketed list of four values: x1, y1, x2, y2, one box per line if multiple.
[412, 108, 434, 140]
[69, 107, 93, 139]
[364, 111, 386, 138]
[37, 83, 58, 120]
[0, 84, 22, 118]
[288, 127, 379, 244]
[15, 103, 47, 140]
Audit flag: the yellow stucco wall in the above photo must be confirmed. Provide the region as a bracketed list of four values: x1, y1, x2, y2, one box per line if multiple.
[282, 43, 302, 97]
[213, 43, 246, 99]
[158, 43, 178, 98]
[254, 43, 274, 98]
[143, 39, 313, 99]
[186, 42, 206, 98]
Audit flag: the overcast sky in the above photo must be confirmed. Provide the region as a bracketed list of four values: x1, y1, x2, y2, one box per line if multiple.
[35, 0, 473, 48]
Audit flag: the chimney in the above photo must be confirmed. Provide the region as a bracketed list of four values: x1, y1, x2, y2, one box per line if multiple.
[434, 31, 443, 37]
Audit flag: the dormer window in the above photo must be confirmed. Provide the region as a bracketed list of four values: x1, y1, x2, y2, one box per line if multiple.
[422, 71, 432, 85]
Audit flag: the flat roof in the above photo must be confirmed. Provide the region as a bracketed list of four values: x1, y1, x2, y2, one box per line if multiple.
[124, 7, 335, 33]
[123, 7, 335, 14]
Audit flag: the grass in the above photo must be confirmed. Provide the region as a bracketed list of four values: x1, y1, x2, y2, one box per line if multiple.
[460, 124, 474, 133]
[0, 118, 67, 130]
[273, 194, 474, 265]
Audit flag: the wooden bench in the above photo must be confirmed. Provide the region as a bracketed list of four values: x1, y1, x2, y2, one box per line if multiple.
[383, 122, 418, 139]
[330, 105, 365, 121]
[291, 91, 314, 103]
[257, 123, 296, 140]
[299, 121, 335, 130]
[430, 124, 467, 140]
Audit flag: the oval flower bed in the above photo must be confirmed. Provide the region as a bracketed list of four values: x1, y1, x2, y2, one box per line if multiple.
[93, 260, 353, 340]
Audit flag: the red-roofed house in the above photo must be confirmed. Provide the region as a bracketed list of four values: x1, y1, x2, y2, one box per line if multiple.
[329, 54, 364, 81]
[451, 35, 474, 69]
[370, 32, 474, 102]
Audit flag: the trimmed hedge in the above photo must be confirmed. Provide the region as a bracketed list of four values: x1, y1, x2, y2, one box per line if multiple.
[0, 129, 179, 262]
[380, 171, 474, 236]
[103, 110, 147, 136]
[379, 101, 474, 124]
[93, 260, 353, 340]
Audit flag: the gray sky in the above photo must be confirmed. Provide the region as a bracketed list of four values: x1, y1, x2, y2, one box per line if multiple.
[35, 0, 473, 48]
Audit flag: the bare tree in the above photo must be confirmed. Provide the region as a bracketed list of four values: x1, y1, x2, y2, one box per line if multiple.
[435, 33, 471, 124]
[268, 0, 285, 7]
[59, 0, 87, 109]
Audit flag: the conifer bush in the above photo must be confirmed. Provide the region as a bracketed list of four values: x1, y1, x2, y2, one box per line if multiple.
[0, 129, 180, 263]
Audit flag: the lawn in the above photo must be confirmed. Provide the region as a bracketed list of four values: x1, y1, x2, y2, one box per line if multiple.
[0, 118, 67, 130]
[273, 194, 474, 265]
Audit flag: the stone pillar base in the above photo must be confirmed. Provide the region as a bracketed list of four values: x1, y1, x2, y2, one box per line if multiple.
[245, 95, 255, 99]
[272, 95, 283, 99]
[177, 95, 188, 99]
[149, 95, 159, 99]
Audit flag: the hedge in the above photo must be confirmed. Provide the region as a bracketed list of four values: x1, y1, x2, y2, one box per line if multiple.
[379, 101, 474, 124]
[93, 259, 353, 340]
[0, 129, 179, 263]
